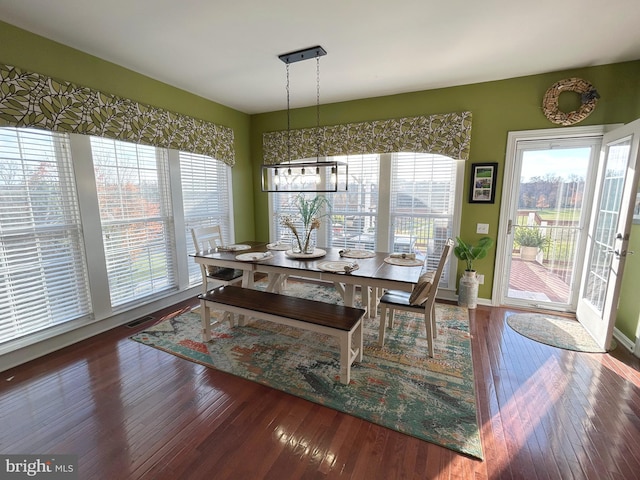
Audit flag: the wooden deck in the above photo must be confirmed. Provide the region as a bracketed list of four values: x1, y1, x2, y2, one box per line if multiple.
[1, 294, 639, 479]
[508, 257, 572, 303]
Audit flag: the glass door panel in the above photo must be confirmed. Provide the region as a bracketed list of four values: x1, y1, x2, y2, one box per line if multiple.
[577, 118, 640, 350]
[504, 140, 598, 310]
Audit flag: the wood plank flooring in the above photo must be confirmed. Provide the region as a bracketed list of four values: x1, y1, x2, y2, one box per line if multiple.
[1, 298, 639, 479]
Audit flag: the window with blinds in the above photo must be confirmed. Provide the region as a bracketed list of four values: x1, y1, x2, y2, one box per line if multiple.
[270, 152, 458, 290]
[179, 151, 233, 286]
[0, 127, 92, 344]
[328, 154, 380, 249]
[390, 152, 456, 286]
[90, 137, 177, 307]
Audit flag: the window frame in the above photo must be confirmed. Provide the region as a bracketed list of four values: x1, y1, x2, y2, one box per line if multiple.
[268, 152, 463, 293]
[0, 127, 234, 353]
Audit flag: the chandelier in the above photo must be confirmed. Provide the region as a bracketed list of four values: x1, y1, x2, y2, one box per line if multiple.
[261, 45, 348, 192]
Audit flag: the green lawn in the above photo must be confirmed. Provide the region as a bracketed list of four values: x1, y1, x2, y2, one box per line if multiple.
[526, 208, 581, 222]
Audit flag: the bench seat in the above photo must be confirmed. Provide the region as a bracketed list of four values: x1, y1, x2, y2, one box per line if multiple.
[198, 285, 365, 385]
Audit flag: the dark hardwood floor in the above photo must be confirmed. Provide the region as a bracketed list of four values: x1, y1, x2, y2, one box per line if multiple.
[1, 296, 639, 479]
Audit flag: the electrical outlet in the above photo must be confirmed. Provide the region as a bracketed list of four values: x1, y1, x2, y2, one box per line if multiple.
[477, 274, 485, 284]
[476, 223, 489, 234]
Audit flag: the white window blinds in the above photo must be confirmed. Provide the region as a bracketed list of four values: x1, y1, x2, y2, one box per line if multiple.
[90, 137, 177, 307]
[0, 128, 92, 344]
[390, 152, 456, 286]
[270, 152, 458, 290]
[179, 151, 232, 286]
[328, 154, 380, 249]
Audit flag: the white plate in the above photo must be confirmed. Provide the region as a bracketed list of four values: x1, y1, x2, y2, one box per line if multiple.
[285, 248, 326, 259]
[384, 256, 423, 266]
[219, 244, 252, 252]
[339, 249, 376, 259]
[318, 260, 359, 273]
[267, 242, 292, 251]
[235, 252, 273, 262]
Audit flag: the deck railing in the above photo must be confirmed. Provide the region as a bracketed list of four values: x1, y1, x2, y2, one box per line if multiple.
[512, 223, 579, 285]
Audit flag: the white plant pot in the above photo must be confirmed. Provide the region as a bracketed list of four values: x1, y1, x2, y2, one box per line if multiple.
[458, 270, 479, 309]
[520, 246, 539, 262]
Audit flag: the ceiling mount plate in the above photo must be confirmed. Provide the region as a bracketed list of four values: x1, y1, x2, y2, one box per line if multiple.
[278, 46, 327, 64]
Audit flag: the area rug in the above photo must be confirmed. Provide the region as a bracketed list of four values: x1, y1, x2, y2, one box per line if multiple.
[130, 282, 483, 459]
[507, 312, 615, 353]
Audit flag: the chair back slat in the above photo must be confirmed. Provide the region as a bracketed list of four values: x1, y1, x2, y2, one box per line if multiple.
[430, 238, 454, 289]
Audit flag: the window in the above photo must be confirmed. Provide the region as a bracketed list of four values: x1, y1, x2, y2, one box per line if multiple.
[179, 151, 233, 286]
[90, 137, 177, 308]
[328, 154, 380, 249]
[0, 127, 233, 349]
[390, 153, 457, 281]
[0, 128, 92, 344]
[270, 152, 460, 289]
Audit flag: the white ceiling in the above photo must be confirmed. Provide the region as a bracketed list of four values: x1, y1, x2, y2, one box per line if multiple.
[1, 0, 639, 114]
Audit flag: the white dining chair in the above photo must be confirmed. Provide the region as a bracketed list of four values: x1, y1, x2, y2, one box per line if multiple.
[191, 225, 243, 294]
[377, 238, 454, 357]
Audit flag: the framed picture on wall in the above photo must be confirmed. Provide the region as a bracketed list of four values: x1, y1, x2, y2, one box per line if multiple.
[469, 162, 498, 204]
[633, 191, 640, 225]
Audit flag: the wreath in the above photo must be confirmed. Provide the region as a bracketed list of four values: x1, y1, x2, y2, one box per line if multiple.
[542, 77, 600, 126]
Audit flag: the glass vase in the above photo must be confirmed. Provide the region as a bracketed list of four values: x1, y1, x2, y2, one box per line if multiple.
[292, 226, 316, 254]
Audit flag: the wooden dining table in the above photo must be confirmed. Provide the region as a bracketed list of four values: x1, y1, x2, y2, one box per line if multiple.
[191, 241, 424, 316]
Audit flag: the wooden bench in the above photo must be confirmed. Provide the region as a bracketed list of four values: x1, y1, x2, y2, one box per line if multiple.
[198, 285, 365, 385]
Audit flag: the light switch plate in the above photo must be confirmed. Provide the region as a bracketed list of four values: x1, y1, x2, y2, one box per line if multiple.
[476, 223, 489, 234]
[477, 274, 485, 284]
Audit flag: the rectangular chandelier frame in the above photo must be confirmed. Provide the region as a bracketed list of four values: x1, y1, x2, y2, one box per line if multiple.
[261, 160, 348, 192]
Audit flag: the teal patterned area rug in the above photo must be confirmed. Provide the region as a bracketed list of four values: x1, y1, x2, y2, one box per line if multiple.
[130, 282, 483, 459]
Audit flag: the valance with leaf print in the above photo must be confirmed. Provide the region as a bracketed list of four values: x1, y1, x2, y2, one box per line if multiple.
[0, 63, 235, 166]
[263, 112, 472, 165]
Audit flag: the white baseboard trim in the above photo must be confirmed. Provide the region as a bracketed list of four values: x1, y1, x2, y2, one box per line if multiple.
[613, 327, 637, 354]
[436, 290, 491, 307]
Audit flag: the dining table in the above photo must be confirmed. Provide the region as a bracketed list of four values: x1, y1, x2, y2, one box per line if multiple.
[191, 241, 425, 316]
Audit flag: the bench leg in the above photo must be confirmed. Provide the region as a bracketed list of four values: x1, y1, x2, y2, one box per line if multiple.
[339, 331, 351, 385]
[339, 319, 363, 385]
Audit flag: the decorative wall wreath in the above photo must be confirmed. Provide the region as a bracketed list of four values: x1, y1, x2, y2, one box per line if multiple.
[542, 77, 600, 126]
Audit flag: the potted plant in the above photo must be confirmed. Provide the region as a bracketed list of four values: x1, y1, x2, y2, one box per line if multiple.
[454, 236, 493, 308]
[514, 227, 548, 261]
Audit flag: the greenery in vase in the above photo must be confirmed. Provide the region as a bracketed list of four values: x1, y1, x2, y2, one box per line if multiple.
[280, 194, 331, 252]
[454, 236, 493, 272]
[514, 226, 549, 249]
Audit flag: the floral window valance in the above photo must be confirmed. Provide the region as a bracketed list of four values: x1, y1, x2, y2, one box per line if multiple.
[0, 63, 235, 166]
[262, 111, 472, 165]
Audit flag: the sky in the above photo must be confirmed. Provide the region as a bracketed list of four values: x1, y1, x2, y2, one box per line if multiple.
[520, 147, 592, 182]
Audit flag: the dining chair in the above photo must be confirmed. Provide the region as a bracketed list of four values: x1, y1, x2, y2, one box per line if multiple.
[191, 225, 243, 294]
[377, 238, 454, 357]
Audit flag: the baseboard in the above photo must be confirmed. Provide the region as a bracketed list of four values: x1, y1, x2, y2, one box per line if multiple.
[613, 327, 636, 353]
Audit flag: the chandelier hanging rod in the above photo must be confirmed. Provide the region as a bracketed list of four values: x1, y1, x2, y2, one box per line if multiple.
[278, 46, 327, 65]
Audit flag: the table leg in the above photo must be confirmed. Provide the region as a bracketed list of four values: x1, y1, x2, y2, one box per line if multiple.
[266, 273, 285, 292]
[241, 270, 254, 288]
[343, 284, 355, 307]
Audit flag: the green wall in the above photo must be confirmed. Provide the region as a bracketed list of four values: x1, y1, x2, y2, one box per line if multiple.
[618, 224, 640, 341]
[0, 20, 255, 241]
[252, 61, 640, 343]
[3, 20, 640, 344]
